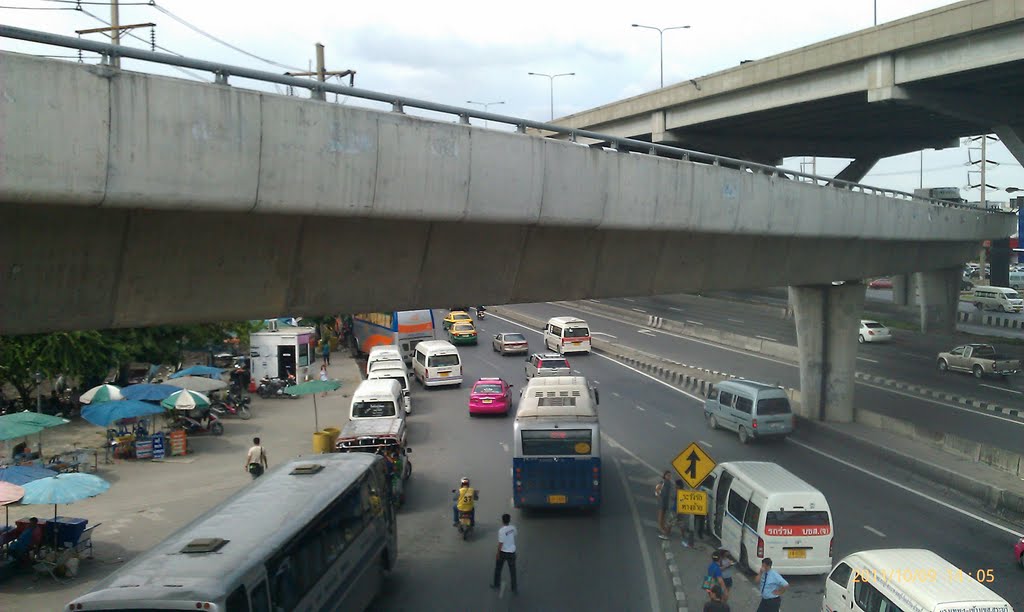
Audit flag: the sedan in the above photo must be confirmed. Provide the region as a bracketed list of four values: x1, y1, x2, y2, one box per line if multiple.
[443, 310, 473, 330]
[469, 377, 513, 416]
[1015, 537, 1024, 568]
[867, 277, 893, 289]
[858, 320, 892, 343]
[493, 333, 529, 355]
[448, 322, 478, 345]
[525, 353, 571, 379]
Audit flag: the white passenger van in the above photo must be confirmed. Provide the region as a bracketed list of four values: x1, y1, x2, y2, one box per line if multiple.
[367, 365, 412, 414]
[543, 316, 592, 354]
[823, 549, 1013, 612]
[412, 340, 463, 387]
[367, 345, 407, 374]
[349, 379, 404, 421]
[710, 461, 833, 575]
[970, 286, 1024, 313]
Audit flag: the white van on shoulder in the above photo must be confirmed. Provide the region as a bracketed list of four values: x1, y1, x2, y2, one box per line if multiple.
[367, 365, 412, 414]
[709, 461, 833, 575]
[823, 549, 1013, 612]
[970, 286, 1024, 313]
[412, 340, 463, 387]
[543, 317, 591, 355]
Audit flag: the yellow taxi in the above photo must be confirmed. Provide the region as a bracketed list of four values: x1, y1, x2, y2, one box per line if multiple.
[447, 322, 478, 345]
[443, 310, 473, 330]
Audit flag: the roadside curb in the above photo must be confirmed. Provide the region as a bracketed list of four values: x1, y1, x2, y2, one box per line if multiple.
[852, 371, 1018, 417]
[662, 540, 688, 612]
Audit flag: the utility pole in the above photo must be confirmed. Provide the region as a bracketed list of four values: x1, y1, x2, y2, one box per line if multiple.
[979, 135, 988, 280]
[285, 43, 356, 101]
[75, 0, 154, 68]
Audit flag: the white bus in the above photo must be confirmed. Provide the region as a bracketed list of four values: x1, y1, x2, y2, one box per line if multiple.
[513, 376, 601, 509]
[66, 453, 397, 612]
[352, 310, 436, 364]
[709, 461, 833, 575]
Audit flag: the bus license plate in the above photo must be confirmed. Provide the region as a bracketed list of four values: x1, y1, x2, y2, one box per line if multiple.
[440, 372, 449, 377]
[547, 495, 567, 504]
[787, 549, 806, 559]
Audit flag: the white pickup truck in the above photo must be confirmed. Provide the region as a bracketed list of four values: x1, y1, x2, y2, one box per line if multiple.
[936, 344, 1021, 379]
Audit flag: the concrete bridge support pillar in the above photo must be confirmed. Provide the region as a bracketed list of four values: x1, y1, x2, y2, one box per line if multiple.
[789, 283, 865, 423]
[915, 267, 961, 334]
[890, 274, 917, 306]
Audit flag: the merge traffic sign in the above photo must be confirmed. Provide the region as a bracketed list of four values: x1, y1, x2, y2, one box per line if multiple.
[672, 442, 716, 489]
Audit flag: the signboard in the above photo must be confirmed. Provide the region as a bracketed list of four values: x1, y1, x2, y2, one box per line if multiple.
[676, 490, 708, 515]
[671, 442, 716, 489]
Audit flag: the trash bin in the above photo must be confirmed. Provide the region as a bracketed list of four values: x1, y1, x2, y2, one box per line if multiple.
[312, 432, 333, 454]
[322, 427, 341, 447]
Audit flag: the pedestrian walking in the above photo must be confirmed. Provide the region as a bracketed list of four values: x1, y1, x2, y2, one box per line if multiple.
[655, 470, 673, 539]
[755, 558, 788, 612]
[701, 551, 726, 599]
[491, 513, 518, 593]
[245, 437, 268, 479]
[320, 364, 329, 396]
[703, 585, 730, 612]
[718, 548, 736, 601]
[321, 339, 330, 365]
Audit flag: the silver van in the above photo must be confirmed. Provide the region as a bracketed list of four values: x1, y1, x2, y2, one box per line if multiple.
[704, 380, 794, 444]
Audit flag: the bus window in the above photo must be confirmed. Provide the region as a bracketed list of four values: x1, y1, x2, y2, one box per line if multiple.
[250, 580, 271, 612]
[226, 585, 250, 612]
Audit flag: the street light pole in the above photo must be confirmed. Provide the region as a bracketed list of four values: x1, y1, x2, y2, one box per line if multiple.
[632, 23, 690, 88]
[528, 72, 575, 121]
[465, 100, 505, 128]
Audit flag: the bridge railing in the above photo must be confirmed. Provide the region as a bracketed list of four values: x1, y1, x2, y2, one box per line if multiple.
[0, 24, 999, 214]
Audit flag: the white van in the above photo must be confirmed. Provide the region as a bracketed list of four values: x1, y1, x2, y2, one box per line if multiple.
[543, 317, 592, 355]
[349, 378, 404, 421]
[970, 286, 1024, 313]
[412, 340, 463, 387]
[367, 345, 407, 374]
[1008, 271, 1024, 291]
[710, 461, 833, 575]
[367, 365, 412, 414]
[823, 549, 1013, 612]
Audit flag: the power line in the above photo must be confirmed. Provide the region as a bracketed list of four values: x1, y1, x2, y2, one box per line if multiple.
[42, 0, 150, 4]
[0, 5, 77, 9]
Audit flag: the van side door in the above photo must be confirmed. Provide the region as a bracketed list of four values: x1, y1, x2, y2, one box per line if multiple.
[822, 561, 854, 611]
[718, 391, 737, 430]
[720, 480, 752, 562]
[712, 470, 732, 538]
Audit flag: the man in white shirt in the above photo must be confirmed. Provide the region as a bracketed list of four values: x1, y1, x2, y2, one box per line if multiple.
[245, 437, 268, 479]
[491, 513, 518, 593]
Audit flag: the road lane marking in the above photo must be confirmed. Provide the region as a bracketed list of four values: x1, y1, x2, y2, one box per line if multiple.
[624, 298, 636, 303]
[857, 357, 879, 363]
[686, 320, 704, 326]
[728, 318, 744, 323]
[635, 405, 646, 411]
[864, 525, 886, 537]
[669, 307, 684, 312]
[611, 455, 663, 612]
[980, 384, 1023, 395]
[698, 440, 713, 448]
[638, 329, 656, 336]
[592, 351, 1024, 538]
[593, 380, 600, 385]
[755, 335, 778, 342]
[572, 369, 581, 374]
[592, 331, 618, 339]
[612, 391, 622, 398]
[631, 308, 648, 313]
[664, 422, 676, 429]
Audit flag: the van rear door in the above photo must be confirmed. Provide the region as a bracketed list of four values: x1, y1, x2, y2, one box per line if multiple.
[754, 396, 793, 435]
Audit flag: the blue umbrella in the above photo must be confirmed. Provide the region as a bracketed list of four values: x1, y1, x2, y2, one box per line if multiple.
[21, 473, 110, 540]
[81, 400, 166, 427]
[169, 366, 225, 380]
[0, 465, 57, 486]
[121, 383, 179, 402]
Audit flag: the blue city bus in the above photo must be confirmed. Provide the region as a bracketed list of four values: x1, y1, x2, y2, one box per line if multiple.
[352, 310, 436, 365]
[512, 376, 601, 509]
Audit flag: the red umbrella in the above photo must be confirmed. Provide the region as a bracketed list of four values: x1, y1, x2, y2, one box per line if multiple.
[0, 481, 26, 528]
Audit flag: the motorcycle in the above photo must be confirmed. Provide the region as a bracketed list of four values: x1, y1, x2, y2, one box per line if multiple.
[171, 406, 224, 436]
[451, 488, 479, 541]
[211, 392, 252, 420]
[476, 307, 486, 320]
[257, 374, 296, 399]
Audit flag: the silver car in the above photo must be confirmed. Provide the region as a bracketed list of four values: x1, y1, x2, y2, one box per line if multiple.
[493, 333, 529, 355]
[525, 353, 571, 379]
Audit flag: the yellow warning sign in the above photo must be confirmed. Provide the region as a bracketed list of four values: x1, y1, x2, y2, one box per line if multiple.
[676, 490, 708, 515]
[672, 442, 716, 489]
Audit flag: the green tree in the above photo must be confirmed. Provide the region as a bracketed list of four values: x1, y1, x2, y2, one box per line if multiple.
[0, 331, 122, 409]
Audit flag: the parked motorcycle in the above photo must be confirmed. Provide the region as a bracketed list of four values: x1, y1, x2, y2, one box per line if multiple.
[171, 406, 224, 436]
[211, 392, 252, 420]
[257, 375, 296, 399]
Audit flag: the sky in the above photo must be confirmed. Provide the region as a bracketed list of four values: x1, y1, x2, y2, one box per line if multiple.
[2, 0, 1021, 204]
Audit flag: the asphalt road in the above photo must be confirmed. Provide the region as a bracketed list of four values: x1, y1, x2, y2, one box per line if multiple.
[598, 294, 1024, 409]
[481, 309, 1024, 608]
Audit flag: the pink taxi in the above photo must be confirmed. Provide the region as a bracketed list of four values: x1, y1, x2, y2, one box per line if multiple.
[468, 377, 513, 416]
[1016, 536, 1024, 568]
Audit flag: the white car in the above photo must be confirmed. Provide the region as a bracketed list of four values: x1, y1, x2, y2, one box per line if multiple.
[859, 320, 892, 343]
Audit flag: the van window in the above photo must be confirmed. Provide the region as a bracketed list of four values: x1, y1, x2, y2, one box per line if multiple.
[564, 326, 589, 338]
[764, 510, 830, 536]
[756, 398, 791, 415]
[734, 396, 753, 414]
[742, 500, 761, 530]
[726, 490, 747, 519]
[854, 579, 904, 612]
[249, 580, 271, 612]
[550, 325, 563, 337]
[428, 354, 459, 367]
[719, 391, 735, 407]
[376, 375, 407, 390]
[415, 351, 426, 365]
[828, 562, 852, 587]
[352, 400, 396, 418]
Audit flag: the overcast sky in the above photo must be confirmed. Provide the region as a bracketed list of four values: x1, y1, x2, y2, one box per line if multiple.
[2, 0, 1021, 202]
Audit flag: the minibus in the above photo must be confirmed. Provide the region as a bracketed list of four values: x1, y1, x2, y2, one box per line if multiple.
[411, 340, 463, 388]
[543, 317, 592, 355]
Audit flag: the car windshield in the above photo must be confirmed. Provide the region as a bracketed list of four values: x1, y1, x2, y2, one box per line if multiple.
[474, 384, 503, 394]
[540, 359, 569, 369]
[453, 324, 475, 332]
[564, 326, 589, 338]
[503, 334, 526, 342]
[757, 397, 791, 415]
[352, 400, 396, 418]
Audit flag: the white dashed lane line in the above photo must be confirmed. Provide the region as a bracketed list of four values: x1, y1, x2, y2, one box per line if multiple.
[864, 525, 886, 537]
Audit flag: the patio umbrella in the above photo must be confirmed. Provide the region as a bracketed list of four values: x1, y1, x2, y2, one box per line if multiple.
[169, 366, 225, 380]
[0, 465, 57, 486]
[121, 383, 179, 402]
[284, 379, 342, 431]
[161, 389, 211, 412]
[79, 384, 124, 405]
[0, 481, 25, 528]
[81, 399, 167, 427]
[0, 412, 69, 457]
[21, 473, 110, 545]
[162, 376, 227, 393]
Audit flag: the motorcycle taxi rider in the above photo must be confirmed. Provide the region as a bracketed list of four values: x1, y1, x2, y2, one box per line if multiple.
[452, 477, 478, 527]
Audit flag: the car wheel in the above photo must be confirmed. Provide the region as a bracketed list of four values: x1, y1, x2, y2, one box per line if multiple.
[999, 304, 1007, 313]
[973, 365, 984, 379]
[738, 426, 750, 445]
[937, 359, 948, 372]
[858, 335, 865, 344]
[707, 413, 718, 430]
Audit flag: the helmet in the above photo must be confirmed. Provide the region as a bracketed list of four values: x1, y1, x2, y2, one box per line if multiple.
[460, 477, 470, 486]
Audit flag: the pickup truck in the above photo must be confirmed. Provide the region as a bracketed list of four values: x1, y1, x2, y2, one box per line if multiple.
[936, 344, 1021, 379]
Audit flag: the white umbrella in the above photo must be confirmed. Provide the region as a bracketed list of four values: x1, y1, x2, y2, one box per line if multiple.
[161, 389, 210, 412]
[79, 384, 124, 405]
[162, 376, 227, 393]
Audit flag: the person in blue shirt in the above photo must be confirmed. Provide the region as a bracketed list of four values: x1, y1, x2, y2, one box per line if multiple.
[704, 551, 726, 598]
[7, 517, 39, 563]
[755, 557, 789, 612]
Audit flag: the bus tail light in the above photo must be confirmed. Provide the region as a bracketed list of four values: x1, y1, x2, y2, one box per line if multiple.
[756, 537, 764, 558]
[593, 466, 600, 488]
[751, 419, 758, 430]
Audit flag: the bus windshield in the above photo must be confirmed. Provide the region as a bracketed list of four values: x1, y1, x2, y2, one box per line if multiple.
[521, 429, 593, 456]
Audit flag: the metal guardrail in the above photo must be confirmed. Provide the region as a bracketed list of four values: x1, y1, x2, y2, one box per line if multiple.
[0, 24, 1006, 214]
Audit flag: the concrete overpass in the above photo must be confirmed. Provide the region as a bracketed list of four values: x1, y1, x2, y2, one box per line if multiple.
[0, 27, 1015, 423]
[547, 0, 1024, 181]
